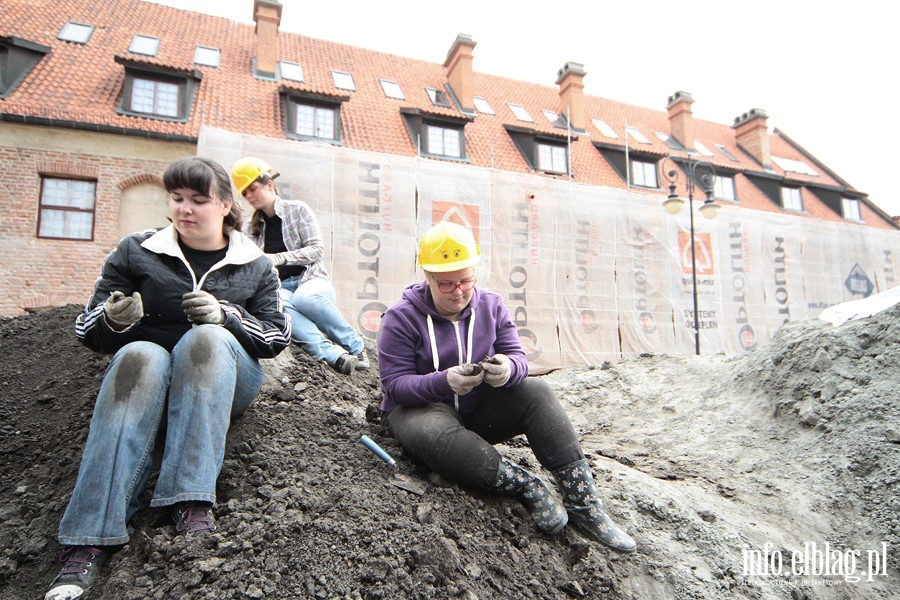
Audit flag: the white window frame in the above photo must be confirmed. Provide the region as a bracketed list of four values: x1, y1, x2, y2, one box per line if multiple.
[842, 198, 862, 221]
[294, 102, 337, 140]
[782, 187, 803, 211]
[58, 22, 93, 44]
[332, 70, 355, 91]
[279, 61, 303, 82]
[592, 119, 618, 138]
[425, 124, 462, 158]
[713, 175, 736, 201]
[537, 142, 568, 174]
[630, 159, 658, 188]
[37, 177, 96, 240]
[694, 140, 715, 157]
[130, 76, 179, 118]
[625, 126, 650, 144]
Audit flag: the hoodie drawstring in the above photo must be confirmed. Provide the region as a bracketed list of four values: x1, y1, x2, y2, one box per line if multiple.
[427, 309, 476, 412]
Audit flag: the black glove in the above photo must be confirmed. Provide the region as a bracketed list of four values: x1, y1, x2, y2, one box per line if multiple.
[104, 291, 143, 329]
[482, 354, 512, 387]
[182, 291, 225, 325]
[446, 363, 484, 395]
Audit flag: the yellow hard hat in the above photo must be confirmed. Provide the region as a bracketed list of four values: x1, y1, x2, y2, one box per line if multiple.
[231, 156, 279, 194]
[418, 221, 481, 272]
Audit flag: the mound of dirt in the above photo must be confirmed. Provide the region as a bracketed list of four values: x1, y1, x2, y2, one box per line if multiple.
[0, 304, 897, 599]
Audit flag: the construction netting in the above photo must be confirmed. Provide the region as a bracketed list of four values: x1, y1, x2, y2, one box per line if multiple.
[200, 127, 900, 373]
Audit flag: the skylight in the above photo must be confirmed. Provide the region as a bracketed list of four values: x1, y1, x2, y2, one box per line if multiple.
[193, 46, 220, 68]
[129, 35, 160, 56]
[625, 126, 650, 144]
[426, 87, 452, 108]
[772, 156, 819, 177]
[332, 70, 355, 91]
[381, 79, 404, 100]
[473, 96, 494, 115]
[694, 140, 715, 157]
[279, 61, 303, 82]
[543, 109, 564, 127]
[591, 119, 618, 138]
[58, 22, 93, 44]
[508, 103, 533, 123]
[655, 132, 684, 151]
[715, 144, 740, 162]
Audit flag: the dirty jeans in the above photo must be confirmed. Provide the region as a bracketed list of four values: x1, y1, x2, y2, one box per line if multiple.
[383, 378, 584, 490]
[57, 325, 264, 546]
[280, 275, 363, 366]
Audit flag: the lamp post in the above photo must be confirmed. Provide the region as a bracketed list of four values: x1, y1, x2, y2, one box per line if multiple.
[661, 155, 719, 355]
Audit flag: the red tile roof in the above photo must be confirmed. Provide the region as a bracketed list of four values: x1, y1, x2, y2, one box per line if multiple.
[1, 0, 895, 229]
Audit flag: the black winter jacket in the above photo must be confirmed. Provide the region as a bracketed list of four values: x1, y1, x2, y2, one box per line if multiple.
[75, 226, 291, 358]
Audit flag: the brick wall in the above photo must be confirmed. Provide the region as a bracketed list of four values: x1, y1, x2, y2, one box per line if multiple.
[0, 131, 191, 316]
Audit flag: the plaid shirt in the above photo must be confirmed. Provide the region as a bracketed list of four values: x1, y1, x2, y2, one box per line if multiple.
[247, 196, 329, 284]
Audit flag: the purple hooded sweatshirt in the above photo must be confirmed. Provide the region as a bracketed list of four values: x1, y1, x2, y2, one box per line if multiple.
[377, 281, 529, 415]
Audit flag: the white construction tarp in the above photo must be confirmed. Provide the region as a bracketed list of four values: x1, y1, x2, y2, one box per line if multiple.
[199, 127, 900, 371]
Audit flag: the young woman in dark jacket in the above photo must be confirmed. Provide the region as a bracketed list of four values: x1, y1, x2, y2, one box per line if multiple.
[45, 157, 291, 600]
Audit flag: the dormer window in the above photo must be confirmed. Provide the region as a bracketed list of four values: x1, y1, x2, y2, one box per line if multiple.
[505, 125, 572, 175]
[281, 89, 347, 143]
[0, 36, 51, 99]
[129, 35, 160, 57]
[713, 175, 736, 201]
[537, 142, 568, 174]
[58, 22, 93, 44]
[427, 124, 462, 157]
[401, 109, 469, 160]
[115, 57, 200, 122]
[841, 198, 862, 221]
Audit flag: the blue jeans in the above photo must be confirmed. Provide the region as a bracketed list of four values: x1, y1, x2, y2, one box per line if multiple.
[58, 325, 264, 546]
[280, 275, 363, 365]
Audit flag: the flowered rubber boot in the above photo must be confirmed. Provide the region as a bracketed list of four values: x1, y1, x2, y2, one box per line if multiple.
[552, 458, 637, 553]
[493, 457, 568, 534]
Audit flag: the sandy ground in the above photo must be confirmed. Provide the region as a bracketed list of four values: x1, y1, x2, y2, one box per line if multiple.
[0, 303, 897, 599]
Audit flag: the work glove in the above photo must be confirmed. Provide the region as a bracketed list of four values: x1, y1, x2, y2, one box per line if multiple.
[482, 354, 512, 387]
[104, 291, 143, 329]
[266, 253, 287, 266]
[182, 290, 225, 325]
[446, 363, 484, 396]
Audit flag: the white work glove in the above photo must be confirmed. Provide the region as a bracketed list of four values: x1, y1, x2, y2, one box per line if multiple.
[266, 253, 287, 266]
[104, 291, 143, 329]
[182, 291, 225, 325]
[482, 354, 512, 387]
[446, 363, 484, 396]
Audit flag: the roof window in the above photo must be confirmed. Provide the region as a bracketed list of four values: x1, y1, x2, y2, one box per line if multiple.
[58, 22, 93, 44]
[279, 61, 303, 82]
[426, 87, 452, 108]
[129, 35, 159, 56]
[715, 144, 740, 162]
[473, 96, 494, 115]
[381, 79, 404, 99]
[508, 103, 533, 123]
[193, 46, 220, 68]
[591, 119, 618, 138]
[772, 156, 818, 177]
[694, 140, 715, 157]
[332, 70, 355, 91]
[625, 126, 650, 144]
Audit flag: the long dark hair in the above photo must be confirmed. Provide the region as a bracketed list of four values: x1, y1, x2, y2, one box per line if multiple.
[163, 157, 243, 232]
[248, 173, 279, 238]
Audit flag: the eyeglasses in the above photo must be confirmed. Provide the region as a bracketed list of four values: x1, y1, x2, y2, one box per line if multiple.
[434, 278, 476, 293]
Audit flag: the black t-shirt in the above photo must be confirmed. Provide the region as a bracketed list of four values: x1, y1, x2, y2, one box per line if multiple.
[178, 239, 227, 281]
[263, 214, 306, 281]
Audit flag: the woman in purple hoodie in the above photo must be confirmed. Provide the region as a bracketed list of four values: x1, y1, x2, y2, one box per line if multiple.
[377, 221, 635, 553]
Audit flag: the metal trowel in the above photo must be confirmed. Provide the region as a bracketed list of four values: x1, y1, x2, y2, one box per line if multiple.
[360, 435, 427, 496]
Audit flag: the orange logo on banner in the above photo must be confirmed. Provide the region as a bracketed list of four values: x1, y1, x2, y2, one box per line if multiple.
[678, 231, 714, 275]
[431, 202, 481, 243]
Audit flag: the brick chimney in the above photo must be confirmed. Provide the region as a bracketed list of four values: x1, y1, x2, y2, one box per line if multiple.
[733, 108, 771, 168]
[556, 62, 586, 132]
[253, 0, 282, 79]
[444, 34, 477, 113]
[666, 91, 694, 151]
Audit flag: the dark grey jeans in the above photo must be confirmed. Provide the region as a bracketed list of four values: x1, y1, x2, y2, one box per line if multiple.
[383, 378, 584, 490]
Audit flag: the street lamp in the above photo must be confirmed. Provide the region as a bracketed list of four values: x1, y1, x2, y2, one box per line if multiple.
[661, 155, 719, 355]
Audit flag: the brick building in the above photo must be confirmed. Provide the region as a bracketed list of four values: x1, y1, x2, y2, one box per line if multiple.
[2, 0, 897, 362]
